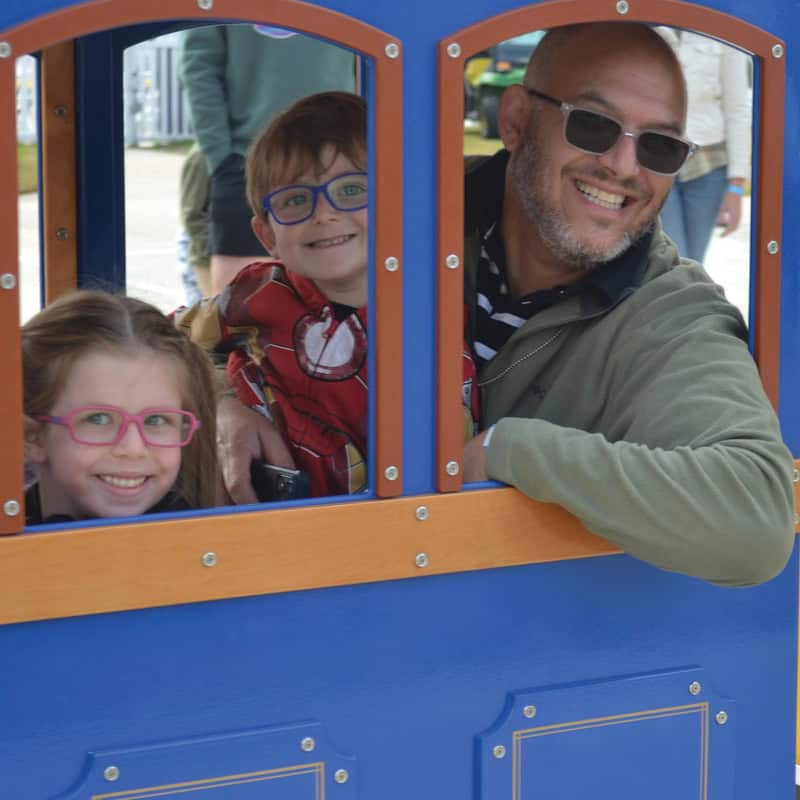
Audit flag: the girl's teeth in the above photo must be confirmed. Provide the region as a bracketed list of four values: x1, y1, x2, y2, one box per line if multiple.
[100, 475, 146, 489]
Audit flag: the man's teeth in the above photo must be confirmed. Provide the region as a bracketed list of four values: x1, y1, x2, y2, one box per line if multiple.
[576, 180, 625, 210]
[309, 234, 352, 248]
[100, 475, 147, 489]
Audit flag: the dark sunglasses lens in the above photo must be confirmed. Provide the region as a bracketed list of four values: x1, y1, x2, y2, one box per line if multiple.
[565, 109, 621, 154]
[637, 132, 690, 175]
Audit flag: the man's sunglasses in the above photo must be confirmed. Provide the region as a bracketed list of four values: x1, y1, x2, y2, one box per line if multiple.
[527, 88, 695, 176]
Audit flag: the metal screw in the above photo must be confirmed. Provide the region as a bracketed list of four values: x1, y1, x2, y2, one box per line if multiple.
[54, 105, 67, 118]
[334, 769, 349, 784]
[767, 240, 779, 255]
[384, 256, 399, 272]
[445, 253, 460, 270]
[445, 460, 459, 476]
[385, 42, 400, 59]
[772, 43, 784, 59]
[492, 744, 506, 759]
[415, 552, 429, 568]
[197, 0, 213, 9]
[688, 681, 702, 696]
[715, 710, 728, 725]
[0, 42, 11, 59]
[616, 0, 630, 14]
[415, 505, 429, 521]
[3, 500, 20, 517]
[301, 736, 315, 752]
[202, 551, 217, 567]
[793, 468, 799, 483]
[0, 273, 16, 290]
[523, 704, 537, 719]
[384, 465, 399, 481]
[104, 766, 120, 782]
[55, 227, 70, 241]
[446, 42, 461, 58]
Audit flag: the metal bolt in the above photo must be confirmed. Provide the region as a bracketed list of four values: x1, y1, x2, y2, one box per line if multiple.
[104, 766, 120, 782]
[767, 240, 780, 255]
[445, 253, 460, 270]
[793, 468, 799, 483]
[54, 105, 67, 118]
[385, 42, 400, 59]
[3, 500, 20, 517]
[0, 273, 16, 290]
[446, 42, 462, 58]
[616, 0, 630, 14]
[384, 256, 399, 272]
[202, 551, 217, 567]
[715, 710, 728, 725]
[301, 736, 315, 752]
[415, 505, 429, 521]
[523, 704, 537, 719]
[772, 43, 784, 59]
[384, 465, 399, 481]
[334, 769, 349, 784]
[55, 227, 70, 241]
[688, 681, 702, 696]
[415, 552, 429, 568]
[445, 460, 459, 476]
[0, 42, 11, 59]
[492, 744, 506, 759]
[197, 0, 213, 9]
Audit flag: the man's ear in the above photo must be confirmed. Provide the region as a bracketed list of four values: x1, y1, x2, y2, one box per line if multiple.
[251, 216, 277, 257]
[23, 416, 47, 464]
[498, 84, 532, 154]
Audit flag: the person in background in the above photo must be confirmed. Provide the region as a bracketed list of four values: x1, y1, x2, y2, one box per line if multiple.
[658, 28, 752, 262]
[179, 24, 357, 294]
[177, 144, 211, 304]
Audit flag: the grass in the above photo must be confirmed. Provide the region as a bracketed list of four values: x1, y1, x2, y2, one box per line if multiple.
[17, 143, 38, 194]
[463, 127, 502, 156]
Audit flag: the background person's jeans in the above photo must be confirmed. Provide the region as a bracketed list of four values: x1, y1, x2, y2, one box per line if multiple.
[659, 165, 727, 263]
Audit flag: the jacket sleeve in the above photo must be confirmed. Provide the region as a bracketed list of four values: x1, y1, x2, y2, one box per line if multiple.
[486, 281, 795, 587]
[179, 26, 231, 173]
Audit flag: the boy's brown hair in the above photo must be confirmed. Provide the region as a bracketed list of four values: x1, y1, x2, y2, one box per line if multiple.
[246, 91, 367, 224]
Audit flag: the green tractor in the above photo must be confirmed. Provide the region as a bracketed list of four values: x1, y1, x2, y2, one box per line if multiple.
[465, 30, 545, 139]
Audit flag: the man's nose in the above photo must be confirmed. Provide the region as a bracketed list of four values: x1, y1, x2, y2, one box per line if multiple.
[597, 131, 641, 178]
[111, 420, 149, 455]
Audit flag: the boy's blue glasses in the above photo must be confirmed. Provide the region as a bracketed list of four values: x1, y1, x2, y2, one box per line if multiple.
[262, 171, 368, 225]
[33, 405, 200, 447]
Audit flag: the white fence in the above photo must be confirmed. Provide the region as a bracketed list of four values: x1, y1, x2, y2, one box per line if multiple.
[16, 33, 193, 147]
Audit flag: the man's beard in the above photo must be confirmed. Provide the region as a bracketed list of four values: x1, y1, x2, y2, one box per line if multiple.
[508, 131, 656, 271]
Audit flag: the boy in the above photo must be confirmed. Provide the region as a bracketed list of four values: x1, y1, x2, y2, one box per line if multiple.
[176, 91, 478, 500]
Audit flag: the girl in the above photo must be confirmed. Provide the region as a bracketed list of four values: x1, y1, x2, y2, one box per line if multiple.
[23, 291, 218, 524]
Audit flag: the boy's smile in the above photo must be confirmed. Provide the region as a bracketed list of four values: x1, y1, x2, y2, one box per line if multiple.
[253, 148, 368, 308]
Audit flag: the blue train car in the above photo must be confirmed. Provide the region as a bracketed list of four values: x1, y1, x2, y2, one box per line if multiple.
[0, 0, 798, 797]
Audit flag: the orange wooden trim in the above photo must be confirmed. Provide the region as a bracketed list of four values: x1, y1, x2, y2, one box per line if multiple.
[0, 61, 24, 537]
[436, 0, 785, 489]
[373, 42, 404, 497]
[40, 40, 79, 303]
[0, 488, 617, 625]
[0, 0, 404, 497]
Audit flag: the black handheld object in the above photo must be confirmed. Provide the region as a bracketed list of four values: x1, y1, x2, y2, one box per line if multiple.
[250, 460, 311, 502]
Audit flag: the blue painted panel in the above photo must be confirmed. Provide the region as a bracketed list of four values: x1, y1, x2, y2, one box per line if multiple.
[54, 722, 355, 800]
[0, 550, 796, 799]
[477, 669, 734, 798]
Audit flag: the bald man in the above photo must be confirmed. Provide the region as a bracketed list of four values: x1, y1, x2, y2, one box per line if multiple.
[462, 23, 794, 587]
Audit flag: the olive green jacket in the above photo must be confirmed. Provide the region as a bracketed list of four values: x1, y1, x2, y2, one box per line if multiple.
[467, 225, 795, 587]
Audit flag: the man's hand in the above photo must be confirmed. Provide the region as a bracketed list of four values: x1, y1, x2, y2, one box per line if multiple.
[717, 190, 743, 237]
[216, 395, 295, 504]
[462, 430, 491, 483]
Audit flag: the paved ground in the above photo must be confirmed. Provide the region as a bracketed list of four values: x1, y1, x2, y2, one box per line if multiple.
[16, 147, 752, 321]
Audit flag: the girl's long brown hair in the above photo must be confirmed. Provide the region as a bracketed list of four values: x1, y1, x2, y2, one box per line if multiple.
[23, 290, 219, 510]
